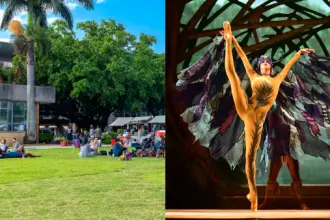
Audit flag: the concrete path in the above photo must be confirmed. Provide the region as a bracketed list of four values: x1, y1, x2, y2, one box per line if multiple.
[24, 144, 111, 150]
[24, 145, 71, 149]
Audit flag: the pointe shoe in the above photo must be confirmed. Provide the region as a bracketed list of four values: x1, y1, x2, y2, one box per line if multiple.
[223, 21, 232, 40]
[291, 180, 309, 210]
[247, 193, 258, 212]
[258, 181, 280, 210]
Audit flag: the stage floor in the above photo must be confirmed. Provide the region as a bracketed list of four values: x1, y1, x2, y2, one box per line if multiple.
[165, 210, 330, 219]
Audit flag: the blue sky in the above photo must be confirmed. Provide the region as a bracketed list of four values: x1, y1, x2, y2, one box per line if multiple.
[0, 0, 165, 53]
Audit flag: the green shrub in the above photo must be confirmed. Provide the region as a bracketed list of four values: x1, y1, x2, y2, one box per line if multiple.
[117, 129, 123, 135]
[103, 135, 111, 144]
[110, 132, 118, 139]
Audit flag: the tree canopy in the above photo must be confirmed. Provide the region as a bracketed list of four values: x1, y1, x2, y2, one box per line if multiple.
[12, 19, 165, 128]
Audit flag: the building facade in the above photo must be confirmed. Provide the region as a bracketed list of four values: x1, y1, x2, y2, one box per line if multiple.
[0, 41, 56, 143]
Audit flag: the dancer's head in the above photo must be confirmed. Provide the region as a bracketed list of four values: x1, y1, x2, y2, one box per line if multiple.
[258, 55, 273, 75]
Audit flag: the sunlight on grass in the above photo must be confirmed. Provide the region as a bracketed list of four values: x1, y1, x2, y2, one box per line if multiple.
[0, 148, 165, 220]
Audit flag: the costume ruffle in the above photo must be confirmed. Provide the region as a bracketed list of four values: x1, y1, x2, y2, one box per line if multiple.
[176, 37, 330, 174]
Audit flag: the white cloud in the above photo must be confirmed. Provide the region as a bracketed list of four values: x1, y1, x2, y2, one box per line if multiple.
[0, 9, 5, 23]
[96, 0, 106, 4]
[47, 17, 59, 24]
[12, 15, 27, 25]
[17, 11, 27, 17]
[67, 2, 78, 10]
[8, 9, 28, 25]
[0, 38, 10, 42]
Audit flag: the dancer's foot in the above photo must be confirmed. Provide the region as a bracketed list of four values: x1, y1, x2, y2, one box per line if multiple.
[298, 199, 309, 210]
[258, 181, 279, 210]
[223, 21, 232, 40]
[291, 181, 309, 210]
[247, 193, 258, 212]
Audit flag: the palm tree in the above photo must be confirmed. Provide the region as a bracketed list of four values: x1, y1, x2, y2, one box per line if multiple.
[0, 0, 94, 143]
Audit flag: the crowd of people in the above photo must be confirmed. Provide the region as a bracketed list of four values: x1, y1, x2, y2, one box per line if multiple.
[112, 125, 166, 158]
[0, 138, 41, 159]
[66, 123, 102, 144]
[73, 123, 166, 159]
[0, 122, 166, 160]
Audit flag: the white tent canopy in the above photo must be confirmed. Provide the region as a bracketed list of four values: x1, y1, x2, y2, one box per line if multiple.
[149, 115, 165, 124]
[130, 116, 153, 124]
[109, 117, 133, 127]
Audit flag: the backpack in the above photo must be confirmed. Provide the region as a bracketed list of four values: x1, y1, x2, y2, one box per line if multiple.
[100, 150, 107, 156]
[121, 150, 132, 161]
[130, 150, 137, 157]
[149, 150, 156, 157]
[125, 151, 132, 161]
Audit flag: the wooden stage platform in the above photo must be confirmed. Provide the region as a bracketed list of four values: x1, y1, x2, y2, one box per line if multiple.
[166, 185, 330, 219]
[165, 210, 330, 219]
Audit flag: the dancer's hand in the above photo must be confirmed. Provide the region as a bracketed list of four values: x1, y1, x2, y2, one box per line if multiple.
[223, 21, 232, 40]
[299, 48, 315, 55]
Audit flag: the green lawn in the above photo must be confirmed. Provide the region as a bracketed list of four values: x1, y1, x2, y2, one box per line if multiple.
[0, 148, 165, 220]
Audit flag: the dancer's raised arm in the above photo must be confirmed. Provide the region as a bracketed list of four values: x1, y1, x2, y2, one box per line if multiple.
[275, 48, 314, 83]
[232, 36, 255, 79]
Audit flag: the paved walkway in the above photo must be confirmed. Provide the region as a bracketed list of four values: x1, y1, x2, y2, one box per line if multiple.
[24, 144, 111, 149]
[24, 145, 72, 149]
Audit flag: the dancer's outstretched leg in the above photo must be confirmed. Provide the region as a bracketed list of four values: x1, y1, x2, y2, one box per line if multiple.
[223, 21, 248, 120]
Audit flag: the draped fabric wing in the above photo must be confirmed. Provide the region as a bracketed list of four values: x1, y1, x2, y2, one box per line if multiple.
[176, 37, 330, 173]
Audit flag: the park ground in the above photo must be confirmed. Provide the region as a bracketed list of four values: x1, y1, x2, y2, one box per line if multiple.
[0, 147, 165, 220]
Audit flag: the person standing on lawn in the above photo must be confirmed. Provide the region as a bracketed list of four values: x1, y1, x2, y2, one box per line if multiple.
[90, 125, 96, 138]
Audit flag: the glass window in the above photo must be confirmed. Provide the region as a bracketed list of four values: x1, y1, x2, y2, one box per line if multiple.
[0, 102, 7, 108]
[13, 103, 25, 117]
[0, 102, 10, 129]
[40, 128, 53, 134]
[0, 109, 8, 123]
[13, 117, 25, 123]
[0, 124, 9, 131]
[0, 102, 27, 132]
[13, 124, 25, 131]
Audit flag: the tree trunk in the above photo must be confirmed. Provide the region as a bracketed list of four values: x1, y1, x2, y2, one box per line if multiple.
[25, 39, 36, 143]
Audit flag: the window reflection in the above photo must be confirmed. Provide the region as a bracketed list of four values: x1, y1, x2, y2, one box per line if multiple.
[0, 102, 27, 132]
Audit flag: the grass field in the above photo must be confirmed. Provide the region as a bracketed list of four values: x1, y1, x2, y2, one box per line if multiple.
[0, 148, 165, 220]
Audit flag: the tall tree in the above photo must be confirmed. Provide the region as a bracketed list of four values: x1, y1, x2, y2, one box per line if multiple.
[0, 0, 94, 143]
[34, 20, 165, 129]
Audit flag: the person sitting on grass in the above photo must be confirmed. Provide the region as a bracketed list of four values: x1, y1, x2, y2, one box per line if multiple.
[154, 136, 165, 158]
[123, 139, 130, 149]
[0, 148, 41, 158]
[90, 138, 100, 151]
[79, 136, 94, 157]
[11, 138, 25, 153]
[0, 139, 8, 152]
[110, 138, 125, 157]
